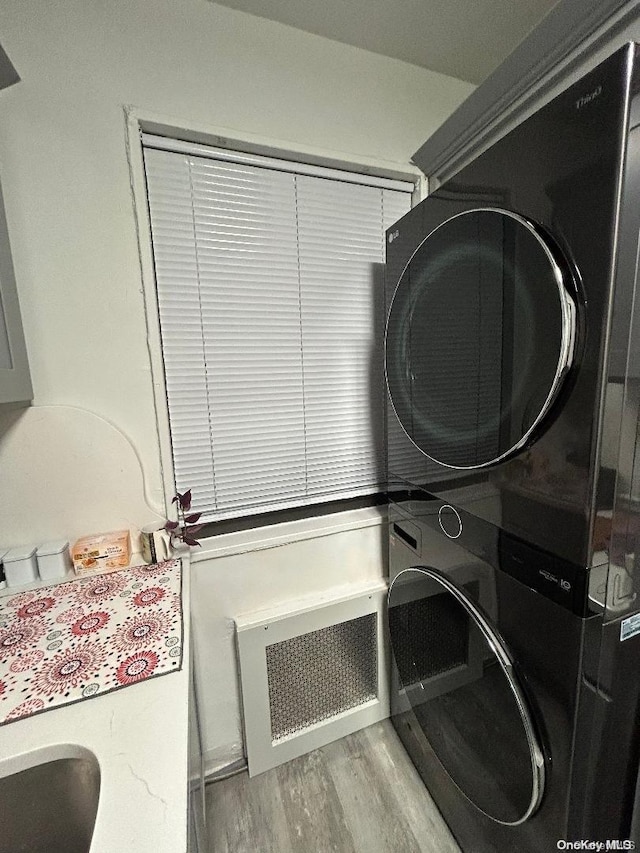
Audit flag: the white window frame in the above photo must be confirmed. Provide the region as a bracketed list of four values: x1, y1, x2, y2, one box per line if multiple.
[125, 107, 426, 520]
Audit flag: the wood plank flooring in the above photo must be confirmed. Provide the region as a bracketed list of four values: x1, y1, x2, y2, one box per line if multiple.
[206, 720, 461, 853]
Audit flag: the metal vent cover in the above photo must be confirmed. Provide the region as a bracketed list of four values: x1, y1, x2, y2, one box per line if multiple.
[235, 584, 388, 776]
[265, 613, 378, 742]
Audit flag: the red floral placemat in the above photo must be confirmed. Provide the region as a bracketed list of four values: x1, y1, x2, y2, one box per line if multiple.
[0, 558, 183, 726]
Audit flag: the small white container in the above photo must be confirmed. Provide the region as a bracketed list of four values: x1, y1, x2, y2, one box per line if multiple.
[37, 540, 72, 581]
[4, 545, 39, 587]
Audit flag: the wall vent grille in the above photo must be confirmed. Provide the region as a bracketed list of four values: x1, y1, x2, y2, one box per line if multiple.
[236, 584, 388, 776]
[266, 613, 378, 742]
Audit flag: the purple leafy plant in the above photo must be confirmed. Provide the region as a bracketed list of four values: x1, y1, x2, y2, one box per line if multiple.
[164, 489, 204, 548]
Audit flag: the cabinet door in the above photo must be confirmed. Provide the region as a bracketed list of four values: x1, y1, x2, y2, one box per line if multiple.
[0, 179, 32, 404]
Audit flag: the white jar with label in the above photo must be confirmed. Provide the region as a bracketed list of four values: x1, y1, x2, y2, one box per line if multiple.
[37, 541, 72, 581]
[4, 545, 39, 586]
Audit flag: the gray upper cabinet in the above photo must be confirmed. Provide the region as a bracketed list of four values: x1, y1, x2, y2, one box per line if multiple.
[0, 44, 19, 93]
[0, 180, 32, 405]
[0, 43, 29, 405]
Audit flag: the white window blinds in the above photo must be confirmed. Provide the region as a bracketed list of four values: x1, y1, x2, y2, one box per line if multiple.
[143, 139, 412, 520]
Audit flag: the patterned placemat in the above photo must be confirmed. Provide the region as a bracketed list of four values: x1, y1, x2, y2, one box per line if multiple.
[0, 558, 183, 726]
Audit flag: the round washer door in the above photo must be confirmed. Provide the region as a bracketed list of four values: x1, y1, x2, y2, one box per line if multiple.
[388, 566, 545, 825]
[385, 208, 577, 469]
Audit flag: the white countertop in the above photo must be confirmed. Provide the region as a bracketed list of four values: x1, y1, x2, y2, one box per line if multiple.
[0, 556, 191, 853]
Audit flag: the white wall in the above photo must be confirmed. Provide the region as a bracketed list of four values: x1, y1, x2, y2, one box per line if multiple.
[0, 0, 473, 765]
[192, 508, 387, 771]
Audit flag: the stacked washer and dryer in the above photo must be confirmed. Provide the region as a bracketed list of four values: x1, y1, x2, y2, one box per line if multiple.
[384, 43, 640, 851]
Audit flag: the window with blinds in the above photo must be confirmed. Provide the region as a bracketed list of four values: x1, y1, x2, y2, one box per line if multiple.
[142, 138, 412, 521]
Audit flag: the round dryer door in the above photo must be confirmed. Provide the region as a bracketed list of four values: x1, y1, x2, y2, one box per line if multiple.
[388, 566, 545, 825]
[385, 208, 577, 468]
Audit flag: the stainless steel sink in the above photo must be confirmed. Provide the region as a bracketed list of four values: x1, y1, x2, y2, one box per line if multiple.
[0, 749, 100, 853]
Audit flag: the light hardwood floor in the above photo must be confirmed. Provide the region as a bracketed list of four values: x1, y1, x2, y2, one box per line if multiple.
[206, 720, 461, 853]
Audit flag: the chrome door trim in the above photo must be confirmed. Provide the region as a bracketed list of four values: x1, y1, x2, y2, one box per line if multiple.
[384, 206, 578, 470]
[388, 565, 546, 825]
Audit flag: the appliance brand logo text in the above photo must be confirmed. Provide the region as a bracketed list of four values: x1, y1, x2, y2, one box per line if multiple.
[539, 569, 557, 584]
[576, 85, 602, 110]
[539, 569, 572, 592]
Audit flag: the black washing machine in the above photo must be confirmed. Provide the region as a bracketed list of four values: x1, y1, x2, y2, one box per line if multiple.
[388, 494, 600, 852]
[388, 487, 640, 850]
[385, 43, 640, 851]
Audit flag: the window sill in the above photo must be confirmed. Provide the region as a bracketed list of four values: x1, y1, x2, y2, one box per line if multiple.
[190, 504, 388, 563]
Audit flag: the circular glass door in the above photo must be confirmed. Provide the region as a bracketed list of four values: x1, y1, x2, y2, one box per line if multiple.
[388, 566, 545, 825]
[385, 208, 577, 468]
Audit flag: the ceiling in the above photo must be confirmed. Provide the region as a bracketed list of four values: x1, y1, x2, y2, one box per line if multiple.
[209, 0, 560, 84]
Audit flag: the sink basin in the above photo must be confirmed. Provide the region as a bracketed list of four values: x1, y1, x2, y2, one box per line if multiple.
[0, 747, 100, 853]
